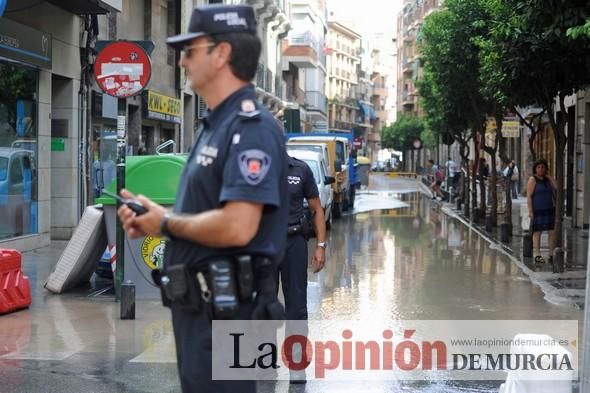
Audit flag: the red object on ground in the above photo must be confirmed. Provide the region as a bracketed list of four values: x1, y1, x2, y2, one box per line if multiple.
[0, 249, 31, 314]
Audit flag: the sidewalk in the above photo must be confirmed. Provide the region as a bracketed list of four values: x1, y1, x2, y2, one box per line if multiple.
[420, 179, 589, 309]
[442, 197, 588, 309]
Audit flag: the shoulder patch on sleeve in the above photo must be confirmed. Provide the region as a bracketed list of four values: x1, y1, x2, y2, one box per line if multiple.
[238, 99, 261, 119]
[238, 149, 272, 185]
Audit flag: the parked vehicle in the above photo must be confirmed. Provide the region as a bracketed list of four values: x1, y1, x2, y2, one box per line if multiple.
[287, 149, 335, 230]
[0, 148, 37, 238]
[287, 135, 351, 218]
[286, 142, 332, 176]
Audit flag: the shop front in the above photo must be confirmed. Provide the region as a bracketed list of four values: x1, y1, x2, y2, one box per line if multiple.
[142, 90, 181, 154]
[0, 17, 50, 241]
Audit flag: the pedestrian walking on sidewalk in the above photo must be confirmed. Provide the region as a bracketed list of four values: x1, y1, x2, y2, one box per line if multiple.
[526, 159, 557, 264]
[509, 161, 519, 199]
[428, 159, 444, 200]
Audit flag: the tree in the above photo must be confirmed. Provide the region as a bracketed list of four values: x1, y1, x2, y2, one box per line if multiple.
[382, 116, 425, 171]
[490, 0, 590, 248]
[420, 1, 492, 217]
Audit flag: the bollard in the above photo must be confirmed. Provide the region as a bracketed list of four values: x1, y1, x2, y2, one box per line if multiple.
[552, 248, 565, 274]
[473, 208, 480, 223]
[485, 215, 493, 232]
[500, 223, 510, 243]
[120, 280, 136, 320]
[522, 232, 533, 258]
[456, 198, 462, 211]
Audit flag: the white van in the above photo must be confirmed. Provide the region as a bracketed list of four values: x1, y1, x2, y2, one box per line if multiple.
[287, 149, 335, 229]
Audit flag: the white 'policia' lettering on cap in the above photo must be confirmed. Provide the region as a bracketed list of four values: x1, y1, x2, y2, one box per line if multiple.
[213, 12, 247, 27]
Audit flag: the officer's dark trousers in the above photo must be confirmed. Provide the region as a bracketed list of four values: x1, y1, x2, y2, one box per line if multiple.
[171, 301, 255, 393]
[277, 233, 308, 320]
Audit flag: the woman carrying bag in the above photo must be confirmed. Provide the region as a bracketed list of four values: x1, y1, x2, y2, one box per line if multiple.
[526, 159, 557, 264]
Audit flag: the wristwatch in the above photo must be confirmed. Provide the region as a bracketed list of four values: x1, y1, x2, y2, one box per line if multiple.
[159, 211, 174, 240]
[317, 242, 327, 249]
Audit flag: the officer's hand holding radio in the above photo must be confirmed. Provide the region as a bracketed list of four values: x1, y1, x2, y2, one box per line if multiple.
[117, 189, 167, 239]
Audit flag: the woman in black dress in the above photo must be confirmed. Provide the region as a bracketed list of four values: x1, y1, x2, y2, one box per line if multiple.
[526, 159, 557, 264]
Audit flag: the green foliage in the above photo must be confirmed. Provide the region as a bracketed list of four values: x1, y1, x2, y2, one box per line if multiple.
[382, 116, 425, 151]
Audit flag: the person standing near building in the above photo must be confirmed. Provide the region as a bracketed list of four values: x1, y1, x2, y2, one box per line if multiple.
[428, 159, 443, 200]
[117, 5, 287, 392]
[445, 157, 457, 194]
[526, 159, 557, 264]
[508, 160, 519, 199]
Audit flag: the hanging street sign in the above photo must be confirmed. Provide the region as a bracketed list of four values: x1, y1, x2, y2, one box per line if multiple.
[94, 41, 152, 98]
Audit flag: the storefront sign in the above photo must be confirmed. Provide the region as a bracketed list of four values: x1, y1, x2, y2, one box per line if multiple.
[144, 90, 181, 124]
[94, 41, 151, 98]
[486, 117, 520, 138]
[51, 138, 65, 152]
[0, 18, 51, 68]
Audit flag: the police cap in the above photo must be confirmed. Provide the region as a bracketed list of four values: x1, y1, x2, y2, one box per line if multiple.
[166, 5, 257, 49]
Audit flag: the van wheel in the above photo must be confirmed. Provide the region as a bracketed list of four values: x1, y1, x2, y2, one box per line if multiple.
[333, 201, 342, 219]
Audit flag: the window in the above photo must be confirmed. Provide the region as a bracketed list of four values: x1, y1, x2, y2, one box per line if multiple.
[9, 157, 22, 185]
[303, 159, 321, 184]
[0, 157, 7, 181]
[0, 61, 39, 239]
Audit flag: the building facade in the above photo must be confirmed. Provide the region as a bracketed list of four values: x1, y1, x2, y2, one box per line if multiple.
[0, 0, 122, 250]
[396, 0, 439, 119]
[325, 21, 361, 134]
[281, 0, 328, 132]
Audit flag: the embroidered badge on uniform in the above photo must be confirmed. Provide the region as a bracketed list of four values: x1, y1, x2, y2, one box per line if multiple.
[241, 99, 256, 113]
[238, 149, 271, 185]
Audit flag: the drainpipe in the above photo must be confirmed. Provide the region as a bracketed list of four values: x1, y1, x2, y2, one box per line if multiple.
[581, 230, 590, 390]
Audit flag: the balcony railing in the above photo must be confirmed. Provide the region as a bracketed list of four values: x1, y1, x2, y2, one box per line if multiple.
[255, 63, 278, 95]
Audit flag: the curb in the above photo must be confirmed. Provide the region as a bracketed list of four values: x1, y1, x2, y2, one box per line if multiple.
[437, 202, 581, 309]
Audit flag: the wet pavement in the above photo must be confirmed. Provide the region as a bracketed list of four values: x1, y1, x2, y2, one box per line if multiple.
[0, 174, 583, 392]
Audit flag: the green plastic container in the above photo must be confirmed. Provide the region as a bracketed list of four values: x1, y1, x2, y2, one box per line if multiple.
[97, 154, 188, 299]
[96, 154, 188, 206]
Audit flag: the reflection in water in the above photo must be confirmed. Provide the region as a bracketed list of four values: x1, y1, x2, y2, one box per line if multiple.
[305, 192, 581, 391]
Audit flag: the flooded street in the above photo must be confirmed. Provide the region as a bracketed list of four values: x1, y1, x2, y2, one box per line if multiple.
[0, 175, 582, 393]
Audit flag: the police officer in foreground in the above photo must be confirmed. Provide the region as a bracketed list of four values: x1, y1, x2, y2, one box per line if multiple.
[117, 5, 287, 392]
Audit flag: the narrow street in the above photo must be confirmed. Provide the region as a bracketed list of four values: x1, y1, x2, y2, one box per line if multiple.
[0, 174, 582, 393]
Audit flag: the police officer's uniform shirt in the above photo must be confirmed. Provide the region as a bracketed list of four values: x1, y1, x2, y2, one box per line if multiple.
[165, 85, 288, 270]
[287, 155, 319, 225]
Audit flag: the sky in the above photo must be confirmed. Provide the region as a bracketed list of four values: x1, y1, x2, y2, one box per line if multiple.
[327, 0, 403, 38]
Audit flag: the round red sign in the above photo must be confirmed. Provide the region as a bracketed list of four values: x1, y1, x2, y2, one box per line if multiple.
[94, 41, 152, 98]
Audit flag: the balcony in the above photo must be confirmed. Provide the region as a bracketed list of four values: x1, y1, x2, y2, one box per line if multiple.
[255, 63, 277, 95]
[283, 31, 324, 69]
[402, 91, 416, 107]
[304, 91, 327, 114]
[403, 58, 414, 74]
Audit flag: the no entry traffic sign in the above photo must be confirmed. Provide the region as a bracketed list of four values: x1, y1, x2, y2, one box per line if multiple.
[94, 41, 152, 98]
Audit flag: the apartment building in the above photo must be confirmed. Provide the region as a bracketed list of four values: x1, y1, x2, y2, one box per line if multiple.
[281, 0, 328, 132]
[396, 0, 439, 118]
[325, 21, 361, 133]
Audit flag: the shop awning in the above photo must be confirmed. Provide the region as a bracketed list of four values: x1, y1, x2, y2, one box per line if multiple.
[358, 101, 371, 118]
[47, 0, 121, 14]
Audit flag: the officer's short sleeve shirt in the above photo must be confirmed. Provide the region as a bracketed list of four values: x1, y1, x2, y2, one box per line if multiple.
[287, 155, 319, 224]
[164, 85, 288, 270]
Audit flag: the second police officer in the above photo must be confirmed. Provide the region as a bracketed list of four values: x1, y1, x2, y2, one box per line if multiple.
[277, 152, 327, 383]
[117, 5, 287, 393]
